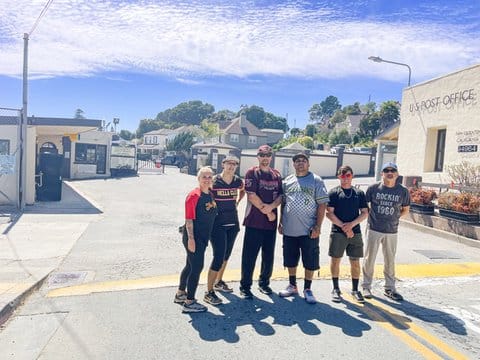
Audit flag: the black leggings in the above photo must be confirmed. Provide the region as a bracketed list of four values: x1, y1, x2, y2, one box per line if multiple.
[210, 224, 239, 272]
[179, 231, 207, 300]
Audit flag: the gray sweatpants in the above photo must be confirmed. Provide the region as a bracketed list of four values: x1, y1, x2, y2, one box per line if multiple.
[361, 228, 398, 291]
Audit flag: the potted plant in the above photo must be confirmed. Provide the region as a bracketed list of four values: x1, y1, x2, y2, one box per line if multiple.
[409, 187, 437, 215]
[437, 191, 480, 223]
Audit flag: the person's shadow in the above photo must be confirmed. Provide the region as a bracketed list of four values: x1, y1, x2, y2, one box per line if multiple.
[373, 297, 467, 335]
[186, 291, 371, 342]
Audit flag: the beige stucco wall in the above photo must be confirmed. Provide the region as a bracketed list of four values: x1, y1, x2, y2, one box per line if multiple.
[0, 125, 19, 206]
[70, 130, 112, 179]
[398, 64, 480, 183]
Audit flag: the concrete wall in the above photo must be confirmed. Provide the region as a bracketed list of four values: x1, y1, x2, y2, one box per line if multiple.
[398, 64, 480, 183]
[343, 152, 371, 176]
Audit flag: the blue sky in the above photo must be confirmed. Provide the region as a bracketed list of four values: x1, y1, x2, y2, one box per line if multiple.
[0, 0, 479, 132]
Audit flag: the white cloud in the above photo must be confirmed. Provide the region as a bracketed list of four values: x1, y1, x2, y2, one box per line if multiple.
[0, 0, 478, 83]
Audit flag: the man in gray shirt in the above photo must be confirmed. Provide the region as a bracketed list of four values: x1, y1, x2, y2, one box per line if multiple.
[278, 152, 329, 304]
[362, 162, 410, 301]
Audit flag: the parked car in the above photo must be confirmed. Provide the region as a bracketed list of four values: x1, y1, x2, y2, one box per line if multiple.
[349, 147, 373, 154]
[330, 144, 348, 154]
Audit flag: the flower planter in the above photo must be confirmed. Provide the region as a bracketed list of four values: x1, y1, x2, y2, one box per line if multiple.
[410, 203, 435, 215]
[438, 208, 480, 224]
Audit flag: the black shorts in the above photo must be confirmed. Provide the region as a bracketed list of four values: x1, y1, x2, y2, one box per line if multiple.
[282, 235, 319, 271]
[328, 232, 363, 259]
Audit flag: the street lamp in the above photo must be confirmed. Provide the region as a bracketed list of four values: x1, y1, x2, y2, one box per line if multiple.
[113, 117, 120, 133]
[368, 56, 412, 86]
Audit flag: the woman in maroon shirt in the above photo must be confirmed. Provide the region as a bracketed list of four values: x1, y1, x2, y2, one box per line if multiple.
[175, 167, 218, 313]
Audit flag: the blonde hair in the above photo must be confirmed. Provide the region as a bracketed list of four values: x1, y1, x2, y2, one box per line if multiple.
[197, 166, 214, 180]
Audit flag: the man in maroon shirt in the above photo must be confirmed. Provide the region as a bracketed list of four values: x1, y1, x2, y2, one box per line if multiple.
[240, 145, 283, 299]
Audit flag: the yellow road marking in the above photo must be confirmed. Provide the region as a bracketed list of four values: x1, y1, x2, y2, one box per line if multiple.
[47, 262, 480, 298]
[344, 296, 444, 360]
[367, 297, 469, 360]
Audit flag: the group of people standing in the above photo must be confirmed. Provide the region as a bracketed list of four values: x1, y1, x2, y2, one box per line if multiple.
[175, 145, 410, 313]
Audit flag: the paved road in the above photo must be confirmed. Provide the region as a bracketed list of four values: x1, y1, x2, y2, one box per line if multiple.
[1, 167, 480, 359]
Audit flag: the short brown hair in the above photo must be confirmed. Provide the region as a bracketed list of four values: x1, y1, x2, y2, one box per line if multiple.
[337, 165, 353, 175]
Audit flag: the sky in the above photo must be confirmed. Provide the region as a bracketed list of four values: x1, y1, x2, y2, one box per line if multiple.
[0, 0, 479, 132]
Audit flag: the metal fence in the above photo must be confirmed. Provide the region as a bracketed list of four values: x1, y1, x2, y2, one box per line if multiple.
[0, 107, 21, 209]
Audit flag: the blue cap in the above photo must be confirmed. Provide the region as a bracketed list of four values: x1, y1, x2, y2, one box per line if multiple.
[382, 162, 398, 171]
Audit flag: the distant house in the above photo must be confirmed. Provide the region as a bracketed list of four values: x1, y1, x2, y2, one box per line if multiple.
[336, 114, 367, 135]
[220, 114, 268, 150]
[261, 128, 285, 145]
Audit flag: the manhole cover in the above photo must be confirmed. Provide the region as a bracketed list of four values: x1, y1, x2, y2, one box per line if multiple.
[414, 250, 463, 259]
[48, 271, 87, 288]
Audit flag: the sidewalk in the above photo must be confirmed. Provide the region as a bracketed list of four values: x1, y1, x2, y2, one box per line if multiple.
[0, 182, 101, 325]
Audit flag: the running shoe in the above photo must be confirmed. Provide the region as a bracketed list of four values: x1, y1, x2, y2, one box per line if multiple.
[279, 284, 298, 297]
[174, 292, 187, 304]
[258, 285, 273, 295]
[303, 289, 317, 304]
[240, 287, 253, 299]
[204, 290, 223, 305]
[351, 290, 365, 303]
[214, 280, 233, 293]
[331, 288, 342, 303]
[363, 288, 373, 299]
[384, 289, 404, 301]
[182, 300, 207, 313]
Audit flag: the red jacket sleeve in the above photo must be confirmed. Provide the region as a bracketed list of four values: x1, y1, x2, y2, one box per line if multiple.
[185, 188, 201, 220]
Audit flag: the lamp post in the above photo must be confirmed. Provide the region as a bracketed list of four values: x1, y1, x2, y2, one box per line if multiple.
[368, 56, 411, 86]
[113, 117, 120, 133]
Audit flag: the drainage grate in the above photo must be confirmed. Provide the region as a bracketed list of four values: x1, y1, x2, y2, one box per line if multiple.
[414, 250, 463, 259]
[48, 271, 87, 288]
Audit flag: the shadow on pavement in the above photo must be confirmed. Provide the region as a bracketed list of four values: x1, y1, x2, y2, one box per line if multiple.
[374, 297, 467, 335]
[24, 182, 102, 215]
[186, 292, 371, 343]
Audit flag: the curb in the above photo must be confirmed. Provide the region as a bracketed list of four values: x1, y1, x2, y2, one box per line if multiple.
[0, 272, 51, 327]
[400, 219, 480, 249]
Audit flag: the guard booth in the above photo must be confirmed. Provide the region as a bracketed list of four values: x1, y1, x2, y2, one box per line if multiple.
[36, 144, 63, 201]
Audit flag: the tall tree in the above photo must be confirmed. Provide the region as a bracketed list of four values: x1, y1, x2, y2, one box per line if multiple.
[136, 119, 161, 138]
[309, 95, 341, 125]
[305, 124, 317, 137]
[74, 109, 85, 119]
[166, 132, 195, 152]
[343, 102, 362, 115]
[156, 101, 215, 126]
[378, 100, 400, 131]
[119, 130, 134, 140]
[238, 105, 266, 129]
[264, 112, 288, 132]
[208, 109, 236, 122]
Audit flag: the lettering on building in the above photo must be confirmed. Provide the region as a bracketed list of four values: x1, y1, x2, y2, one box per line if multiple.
[408, 88, 476, 114]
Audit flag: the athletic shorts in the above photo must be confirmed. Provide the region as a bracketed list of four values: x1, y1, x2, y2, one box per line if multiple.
[282, 235, 320, 271]
[328, 232, 363, 259]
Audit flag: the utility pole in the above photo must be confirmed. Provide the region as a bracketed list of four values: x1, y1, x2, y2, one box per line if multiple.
[19, 33, 29, 210]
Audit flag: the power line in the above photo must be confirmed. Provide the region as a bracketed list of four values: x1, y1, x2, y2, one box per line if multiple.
[29, 0, 54, 36]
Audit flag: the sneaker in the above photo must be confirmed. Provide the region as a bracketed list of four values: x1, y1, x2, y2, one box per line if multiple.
[258, 285, 273, 295]
[351, 290, 365, 303]
[204, 290, 223, 305]
[240, 287, 253, 299]
[174, 292, 187, 304]
[182, 300, 207, 313]
[214, 280, 233, 293]
[303, 289, 317, 304]
[331, 288, 342, 303]
[279, 284, 298, 297]
[384, 289, 404, 301]
[363, 288, 373, 299]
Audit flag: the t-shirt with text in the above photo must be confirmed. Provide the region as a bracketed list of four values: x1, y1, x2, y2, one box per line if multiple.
[243, 166, 283, 231]
[366, 182, 410, 234]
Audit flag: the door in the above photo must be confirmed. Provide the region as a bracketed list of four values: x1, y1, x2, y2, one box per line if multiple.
[96, 145, 107, 174]
[36, 153, 63, 201]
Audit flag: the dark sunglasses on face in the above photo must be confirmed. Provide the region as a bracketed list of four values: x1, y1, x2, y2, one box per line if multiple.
[258, 153, 272, 158]
[383, 168, 397, 173]
[201, 175, 213, 179]
[339, 173, 352, 179]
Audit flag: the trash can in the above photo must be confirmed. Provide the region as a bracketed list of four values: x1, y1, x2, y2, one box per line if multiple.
[155, 160, 161, 168]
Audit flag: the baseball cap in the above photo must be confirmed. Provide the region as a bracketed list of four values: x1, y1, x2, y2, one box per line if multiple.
[257, 145, 272, 155]
[292, 152, 309, 162]
[222, 155, 239, 164]
[382, 162, 398, 171]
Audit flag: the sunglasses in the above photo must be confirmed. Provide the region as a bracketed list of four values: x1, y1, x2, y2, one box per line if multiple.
[201, 175, 213, 179]
[339, 173, 352, 179]
[383, 168, 397, 173]
[258, 153, 272, 157]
